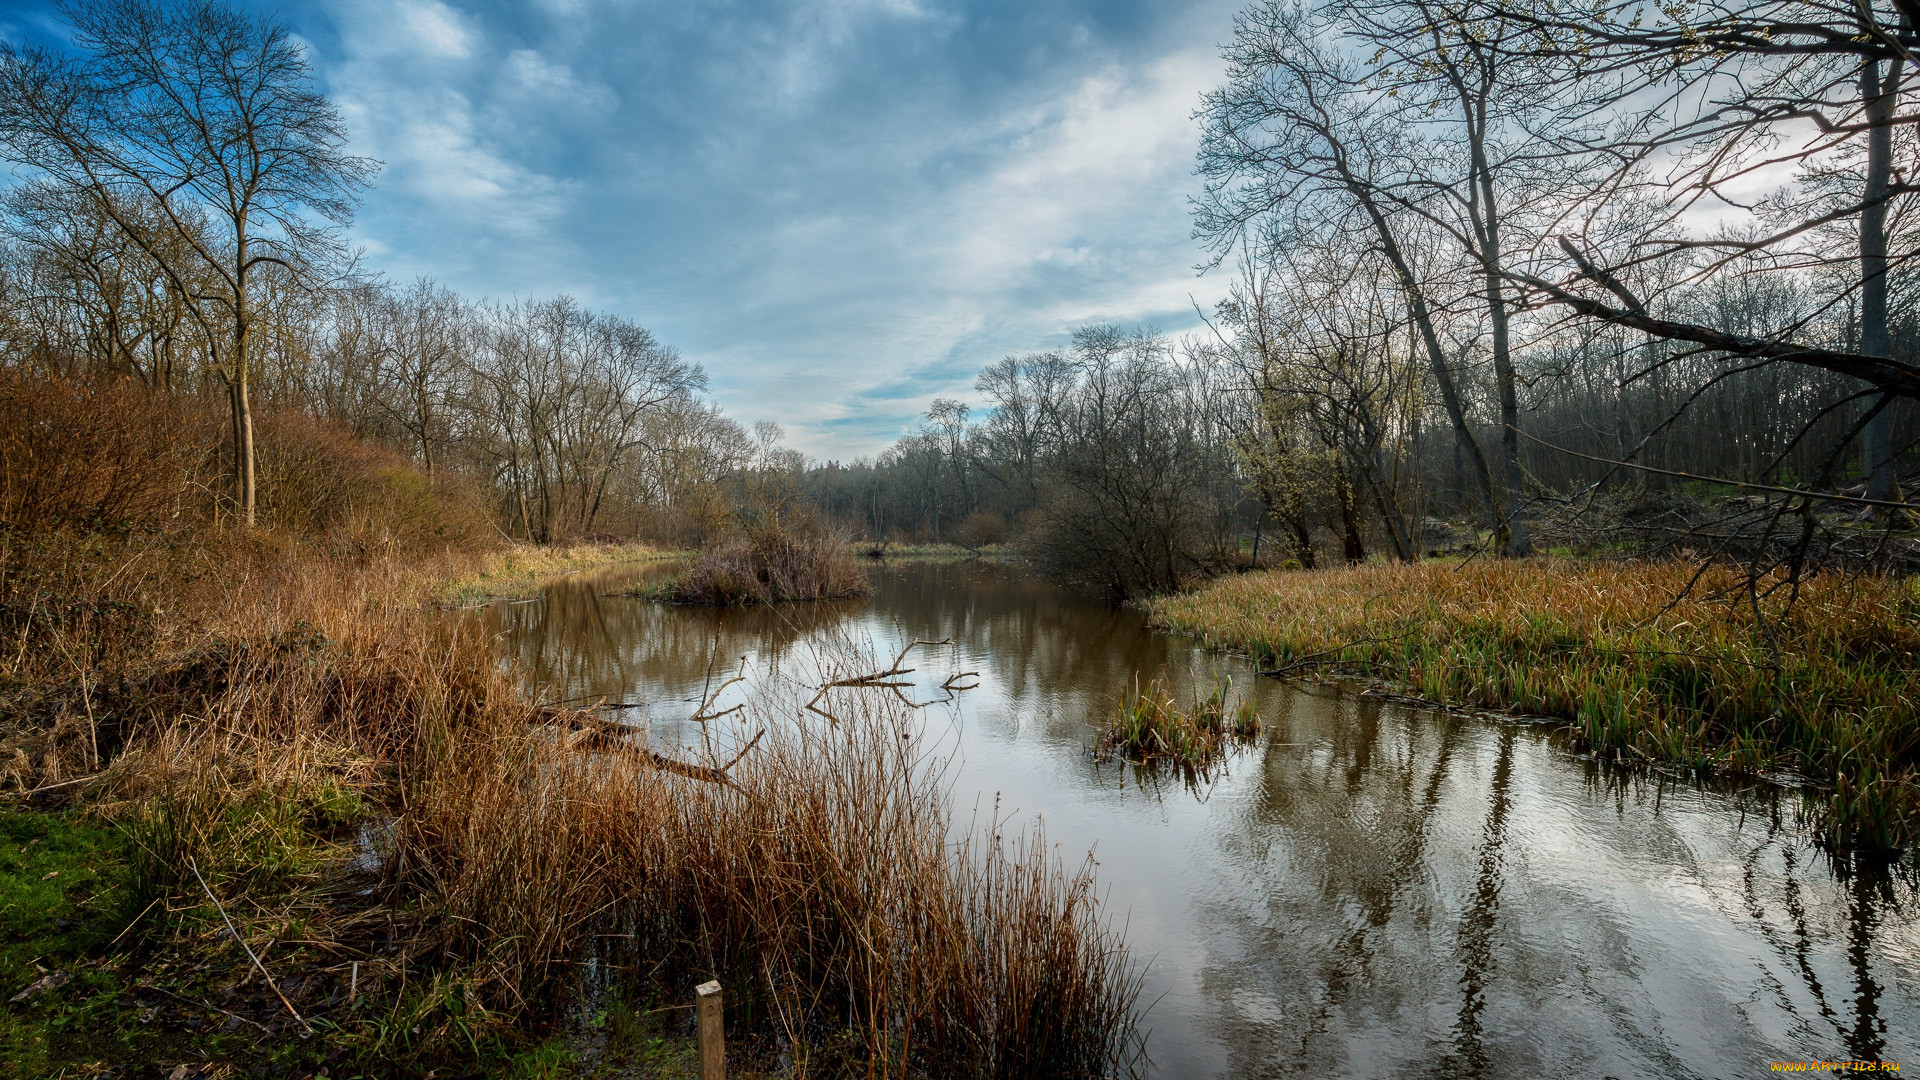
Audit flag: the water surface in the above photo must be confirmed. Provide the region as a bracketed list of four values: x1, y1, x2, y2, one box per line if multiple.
[478, 558, 1920, 1079]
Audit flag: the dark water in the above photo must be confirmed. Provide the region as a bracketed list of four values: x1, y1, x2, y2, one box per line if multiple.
[478, 558, 1920, 1079]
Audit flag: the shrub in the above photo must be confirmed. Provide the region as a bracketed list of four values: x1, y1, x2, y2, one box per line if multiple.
[671, 520, 869, 604]
[955, 510, 1007, 549]
[0, 371, 221, 532]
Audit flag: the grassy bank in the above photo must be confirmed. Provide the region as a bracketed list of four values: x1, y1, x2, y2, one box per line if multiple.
[1150, 559, 1920, 849]
[439, 542, 681, 605]
[0, 529, 1138, 1077]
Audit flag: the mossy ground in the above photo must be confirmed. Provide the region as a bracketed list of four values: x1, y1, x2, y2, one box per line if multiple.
[0, 804, 729, 1080]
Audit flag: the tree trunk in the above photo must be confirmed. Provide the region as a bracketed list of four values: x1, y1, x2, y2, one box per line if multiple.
[1861, 55, 1904, 506]
[232, 235, 256, 528]
[1350, 182, 1505, 537]
[1469, 113, 1529, 556]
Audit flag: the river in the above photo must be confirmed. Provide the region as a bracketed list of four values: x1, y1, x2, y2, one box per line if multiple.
[476, 557, 1920, 1079]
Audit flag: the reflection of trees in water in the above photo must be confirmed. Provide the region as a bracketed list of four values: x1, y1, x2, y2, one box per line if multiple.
[469, 558, 1919, 1078]
[1190, 692, 1482, 1077]
[1441, 726, 1515, 1080]
[1183, 697, 1918, 1079]
[473, 571, 861, 710]
[866, 562, 1272, 741]
[1594, 768, 1911, 1066]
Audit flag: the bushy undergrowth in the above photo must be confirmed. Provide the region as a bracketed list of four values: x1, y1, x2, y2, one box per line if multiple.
[670, 522, 871, 604]
[1095, 676, 1260, 775]
[1151, 559, 1920, 848]
[0, 369, 492, 550]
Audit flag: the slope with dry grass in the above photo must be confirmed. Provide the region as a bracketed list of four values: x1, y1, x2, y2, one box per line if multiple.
[1150, 559, 1920, 848]
[0, 374, 1141, 1077]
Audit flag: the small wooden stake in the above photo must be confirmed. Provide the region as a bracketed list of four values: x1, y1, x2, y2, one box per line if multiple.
[695, 979, 725, 1080]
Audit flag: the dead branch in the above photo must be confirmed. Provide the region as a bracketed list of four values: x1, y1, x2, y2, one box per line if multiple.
[532, 706, 758, 785]
[803, 639, 966, 719]
[187, 857, 312, 1036]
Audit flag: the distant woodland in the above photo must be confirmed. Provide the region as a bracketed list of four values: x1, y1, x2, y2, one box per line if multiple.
[2, 0, 1917, 599]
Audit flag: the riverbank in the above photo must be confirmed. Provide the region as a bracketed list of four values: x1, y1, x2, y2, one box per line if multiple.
[0, 530, 1135, 1077]
[440, 541, 683, 605]
[1150, 558, 1920, 849]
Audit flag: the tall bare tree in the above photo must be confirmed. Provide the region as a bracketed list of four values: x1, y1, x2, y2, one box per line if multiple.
[0, 0, 377, 526]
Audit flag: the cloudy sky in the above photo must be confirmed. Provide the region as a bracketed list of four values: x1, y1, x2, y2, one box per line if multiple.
[1, 0, 1244, 459]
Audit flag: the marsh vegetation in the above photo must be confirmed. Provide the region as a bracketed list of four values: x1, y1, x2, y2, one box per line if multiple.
[2, 0, 1919, 1074]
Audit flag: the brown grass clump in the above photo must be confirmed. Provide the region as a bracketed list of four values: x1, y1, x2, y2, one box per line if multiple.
[1095, 675, 1260, 775]
[1151, 558, 1920, 848]
[671, 522, 871, 604]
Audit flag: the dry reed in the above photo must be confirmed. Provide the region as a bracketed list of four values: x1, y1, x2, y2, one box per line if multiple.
[6, 536, 1139, 1074]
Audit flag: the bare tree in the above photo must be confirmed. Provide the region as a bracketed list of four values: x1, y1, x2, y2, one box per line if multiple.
[0, 0, 377, 526]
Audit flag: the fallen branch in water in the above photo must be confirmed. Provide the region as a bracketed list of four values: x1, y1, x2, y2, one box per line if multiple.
[532, 706, 762, 785]
[804, 640, 980, 717]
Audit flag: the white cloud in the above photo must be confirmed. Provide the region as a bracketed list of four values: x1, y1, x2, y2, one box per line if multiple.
[338, 0, 475, 60]
[503, 49, 616, 112]
[324, 1, 576, 240]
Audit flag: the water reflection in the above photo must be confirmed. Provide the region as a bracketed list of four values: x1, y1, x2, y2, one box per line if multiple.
[475, 559, 1920, 1079]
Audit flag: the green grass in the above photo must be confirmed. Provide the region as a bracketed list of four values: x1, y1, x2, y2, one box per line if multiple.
[1151, 558, 1920, 849]
[1095, 676, 1261, 774]
[0, 807, 139, 1077]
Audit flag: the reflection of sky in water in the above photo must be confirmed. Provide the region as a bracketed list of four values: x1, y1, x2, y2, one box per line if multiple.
[473, 559, 1920, 1079]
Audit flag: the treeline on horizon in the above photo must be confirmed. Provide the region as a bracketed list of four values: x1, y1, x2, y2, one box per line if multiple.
[812, 0, 1920, 596]
[2, 0, 1917, 603]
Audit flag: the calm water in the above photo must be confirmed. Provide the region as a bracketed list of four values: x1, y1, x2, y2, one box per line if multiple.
[477, 558, 1920, 1079]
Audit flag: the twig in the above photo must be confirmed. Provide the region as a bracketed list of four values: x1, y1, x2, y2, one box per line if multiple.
[533, 709, 759, 785]
[148, 983, 273, 1034]
[187, 858, 312, 1036]
[1513, 427, 1914, 511]
[5, 773, 103, 800]
[804, 640, 965, 718]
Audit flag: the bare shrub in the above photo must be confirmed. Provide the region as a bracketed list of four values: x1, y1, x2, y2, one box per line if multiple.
[0, 368, 493, 553]
[253, 408, 494, 554]
[0, 371, 221, 531]
[672, 519, 870, 604]
[955, 509, 1007, 549]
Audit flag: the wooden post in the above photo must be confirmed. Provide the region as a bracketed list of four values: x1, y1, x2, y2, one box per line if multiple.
[696, 979, 725, 1080]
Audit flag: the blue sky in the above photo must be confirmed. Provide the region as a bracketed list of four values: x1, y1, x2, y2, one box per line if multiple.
[3, 0, 1242, 460]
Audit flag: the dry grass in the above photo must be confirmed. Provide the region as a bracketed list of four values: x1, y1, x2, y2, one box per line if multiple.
[671, 524, 871, 605]
[1151, 558, 1920, 848]
[2, 535, 1138, 1075]
[1095, 676, 1260, 775]
[438, 541, 678, 604]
